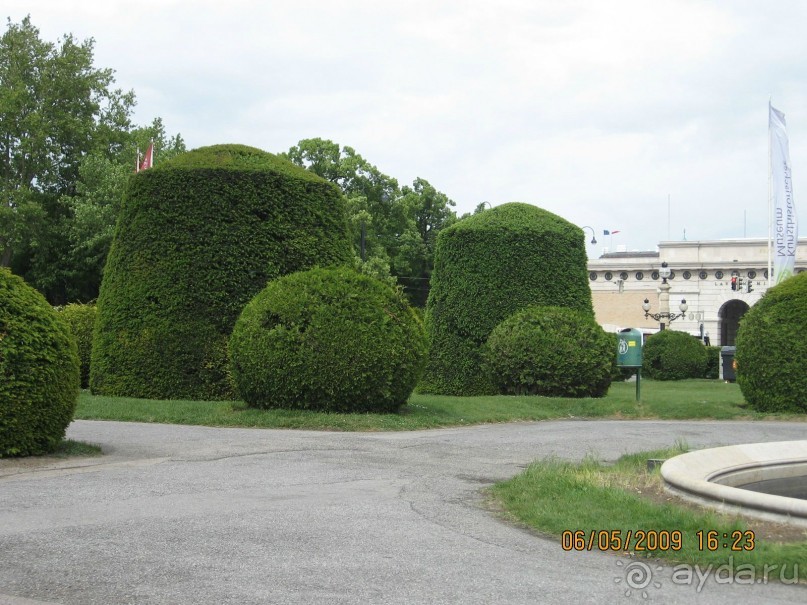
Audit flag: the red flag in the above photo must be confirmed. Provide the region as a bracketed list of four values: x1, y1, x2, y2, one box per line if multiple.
[139, 142, 154, 172]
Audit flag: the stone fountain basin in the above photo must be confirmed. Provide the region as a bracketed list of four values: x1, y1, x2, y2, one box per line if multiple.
[661, 441, 807, 526]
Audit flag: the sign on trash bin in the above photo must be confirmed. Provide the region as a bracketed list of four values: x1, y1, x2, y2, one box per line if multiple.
[616, 328, 643, 368]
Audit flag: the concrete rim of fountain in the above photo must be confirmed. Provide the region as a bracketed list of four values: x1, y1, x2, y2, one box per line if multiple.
[661, 440, 807, 527]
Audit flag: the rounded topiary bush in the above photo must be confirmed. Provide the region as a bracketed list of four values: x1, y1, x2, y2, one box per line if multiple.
[483, 306, 614, 397]
[1, 269, 80, 457]
[58, 303, 97, 388]
[641, 330, 707, 381]
[92, 144, 352, 400]
[229, 266, 427, 413]
[420, 203, 592, 395]
[736, 272, 807, 412]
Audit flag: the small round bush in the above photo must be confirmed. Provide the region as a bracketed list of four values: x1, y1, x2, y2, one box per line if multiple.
[483, 306, 614, 397]
[736, 272, 807, 413]
[641, 330, 707, 381]
[228, 267, 427, 412]
[1, 269, 80, 457]
[58, 303, 97, 388]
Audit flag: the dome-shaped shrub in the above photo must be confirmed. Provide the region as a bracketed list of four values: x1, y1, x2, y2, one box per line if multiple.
[92, 144, 352, 400]
[641, 330, 707, 381]
[1, 269, 80, 457]
[58, 303, 96, 388]
[420, 203, 592, 395]
[736, 272, 807, 412]
[229, 267, 427, 412]
[483, 306, 614, 397]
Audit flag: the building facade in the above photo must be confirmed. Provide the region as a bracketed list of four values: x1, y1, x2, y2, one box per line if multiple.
[587, 238, 807, 345]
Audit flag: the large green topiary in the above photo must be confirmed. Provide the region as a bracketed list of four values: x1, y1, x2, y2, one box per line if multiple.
[641, 330, 707, 381]
[91, 144, 352, 400]
[420, 203, 592, 395]
[483, 306, 614, 397]
[58, 303, 97, 388]
[736, 272, 807, 412]
[228, 267, 427, 412]
[1, 269, 80, 457]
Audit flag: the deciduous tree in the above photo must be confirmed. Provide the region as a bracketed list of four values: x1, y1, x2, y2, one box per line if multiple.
[283, 138, 458, 305]
[0, 17, 183, 302]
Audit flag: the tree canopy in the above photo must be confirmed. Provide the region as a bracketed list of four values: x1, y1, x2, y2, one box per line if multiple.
[1, 17, 455, 306]
[0, 16, 184, 302]
[283, 138, 458, 305]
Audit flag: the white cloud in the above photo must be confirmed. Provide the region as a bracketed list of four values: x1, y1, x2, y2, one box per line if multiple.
[5, 0, 807, 251]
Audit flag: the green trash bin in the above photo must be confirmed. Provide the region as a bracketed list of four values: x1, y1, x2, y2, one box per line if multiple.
[617, 328, 643, 402]
[616, 328, 643, 368]
[721, 346, 737, 382]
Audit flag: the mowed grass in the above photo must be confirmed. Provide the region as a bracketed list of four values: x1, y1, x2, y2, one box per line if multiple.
[53, 439, 103, 457]
[74, 379, 804, 431]
[491, 447, 807, 579]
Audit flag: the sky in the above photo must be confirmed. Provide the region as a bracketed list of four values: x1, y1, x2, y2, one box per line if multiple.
[5, 0, 807, 254]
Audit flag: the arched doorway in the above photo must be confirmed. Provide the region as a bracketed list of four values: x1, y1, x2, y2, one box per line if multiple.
[718, 300, 750, 346]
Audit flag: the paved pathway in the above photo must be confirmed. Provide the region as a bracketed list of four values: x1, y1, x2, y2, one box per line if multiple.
[1, 419, 806, 604]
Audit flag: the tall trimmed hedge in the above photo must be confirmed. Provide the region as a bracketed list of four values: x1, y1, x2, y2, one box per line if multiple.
[420, 203, 593, 395]
[641, 330, 707, 381]
[736, 272, 807, 413]
[91, 144, 352, 400]
[229, 267, 427, 412]
[1, 269, 80, 457]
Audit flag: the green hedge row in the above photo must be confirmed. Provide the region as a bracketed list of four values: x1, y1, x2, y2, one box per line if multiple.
[58, 303, 96, 388]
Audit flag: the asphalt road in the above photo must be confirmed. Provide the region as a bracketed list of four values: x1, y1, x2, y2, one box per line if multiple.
[1, 419, 806, 604]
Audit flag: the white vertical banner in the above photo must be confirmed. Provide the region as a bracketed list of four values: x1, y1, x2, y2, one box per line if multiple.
[769, 103, 798, 285]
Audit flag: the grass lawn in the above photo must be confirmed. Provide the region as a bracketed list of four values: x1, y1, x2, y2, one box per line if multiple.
[74, 379, 804, 431]
[491, 446, 807, 581]
[53, 439, 103, 457]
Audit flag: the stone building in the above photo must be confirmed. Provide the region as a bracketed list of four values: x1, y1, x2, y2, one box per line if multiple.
[587, 238, 807, 345]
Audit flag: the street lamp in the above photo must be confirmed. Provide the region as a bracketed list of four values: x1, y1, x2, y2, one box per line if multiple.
[642, 262, 688, 330]
[581, 226, 597, 245]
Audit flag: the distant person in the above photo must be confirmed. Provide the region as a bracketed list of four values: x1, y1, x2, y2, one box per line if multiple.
[704, 332, 711, 346]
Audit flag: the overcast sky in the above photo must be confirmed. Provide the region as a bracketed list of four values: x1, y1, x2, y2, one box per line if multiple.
[6, 0, 807, 253]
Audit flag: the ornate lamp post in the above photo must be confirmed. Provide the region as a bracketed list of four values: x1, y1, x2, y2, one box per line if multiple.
[642, 262, 688, 331]
[581, 226, 597, 245]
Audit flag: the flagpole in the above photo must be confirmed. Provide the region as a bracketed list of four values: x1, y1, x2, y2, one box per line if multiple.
[667, 194, 671, 241]
[768, 100, 773, 285]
